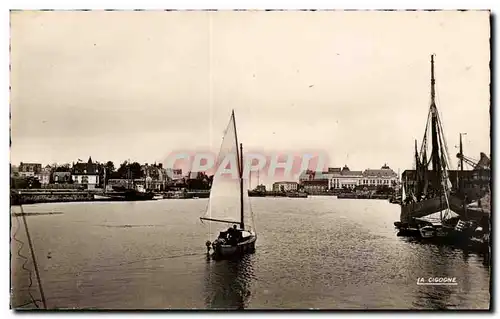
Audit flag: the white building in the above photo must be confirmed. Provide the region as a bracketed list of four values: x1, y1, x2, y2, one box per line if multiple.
[166, 168, 183, 180]
[360, 164, 398, 188]
[299, 164, 398, 190]
[273, 181, 299, 192]
[39, 166, 52, 185]
[72, 157, 100, 189]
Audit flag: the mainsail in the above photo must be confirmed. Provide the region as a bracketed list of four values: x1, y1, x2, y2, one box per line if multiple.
[201, 111, 254, 231]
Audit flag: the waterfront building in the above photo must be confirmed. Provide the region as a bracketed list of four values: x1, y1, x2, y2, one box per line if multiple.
[53, 171, 72, 184]
[255, 184, 266, 192]
[299, 164, 398, 190]
[39, 166, 52, 185]
[166, 168, 183, 181]
[361, 164, 398, 188]
[299, 169, 329, 182]
[301, 180, 329, 193]
[142, 163, 169, 191]
[18, 162, 42, 178]
[403, 168, 490, 201]
[72, 157, 100, 189]
[273, 181, 299, 192]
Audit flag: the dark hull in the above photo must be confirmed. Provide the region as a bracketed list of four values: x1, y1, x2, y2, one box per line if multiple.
[123, 190, 155, 201]
[395, 220, 489, 251]
[400, 194, 489, 222]
[400, 196, 447, 222]
[248, 191, 266, 197]
[211, 235, 257, 260]
[286, 192, 308, 198]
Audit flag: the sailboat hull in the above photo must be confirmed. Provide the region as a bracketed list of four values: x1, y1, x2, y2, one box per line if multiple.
[212, 234, 257, 259]
[400, 196, 447, 222]
[401, 194, 488, 222]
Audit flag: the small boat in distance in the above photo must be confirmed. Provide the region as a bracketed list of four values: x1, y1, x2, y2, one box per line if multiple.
[200, 110, 257, 259]
[153, 194, 164, 200]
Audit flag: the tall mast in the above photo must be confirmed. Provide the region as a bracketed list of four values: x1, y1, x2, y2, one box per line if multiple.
[414, 139, 420, 197]
[459, 132, 467, 219]
[232, 110, 244, 230]
[430, 54, 441, 191]
[414, 139, 420, 170]
[239, 143, 244, 229]
[459, 133, 464, 172]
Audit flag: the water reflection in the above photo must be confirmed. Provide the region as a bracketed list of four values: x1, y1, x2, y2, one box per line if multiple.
[203, 254, 255, 309]
[397, 237, 491, 309]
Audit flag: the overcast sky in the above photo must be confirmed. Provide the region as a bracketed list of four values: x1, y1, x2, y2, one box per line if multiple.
[10, 10, 490, 185]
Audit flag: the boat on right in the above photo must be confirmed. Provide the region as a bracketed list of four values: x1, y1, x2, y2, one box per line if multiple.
[395, 55, 491, 247]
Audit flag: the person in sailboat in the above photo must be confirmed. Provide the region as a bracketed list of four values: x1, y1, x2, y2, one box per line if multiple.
[227, 225, 240, 246]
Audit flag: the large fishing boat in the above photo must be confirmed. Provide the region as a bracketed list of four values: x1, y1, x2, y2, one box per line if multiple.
[399, 55, 454, 224]
[396, 55, 483, 242]
[200, 110, 257, 259]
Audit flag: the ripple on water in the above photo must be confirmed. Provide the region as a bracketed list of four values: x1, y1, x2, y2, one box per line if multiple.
[10, 198, 490, 309]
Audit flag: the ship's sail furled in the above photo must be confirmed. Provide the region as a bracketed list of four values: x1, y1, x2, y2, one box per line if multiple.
[401, 55, 454, 222]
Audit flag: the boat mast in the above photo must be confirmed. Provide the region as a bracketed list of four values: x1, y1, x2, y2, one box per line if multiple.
[239, 143, 245, 230]
[459, 133, 468, 220]
[414, 139, 420, 197]
[430, 54, 441, 193]
[232, 110, 245, 230]
[459, 133, 464, 172]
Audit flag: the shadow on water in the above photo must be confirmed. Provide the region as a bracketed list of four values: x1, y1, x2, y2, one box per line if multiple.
[203, 254, 255, 309]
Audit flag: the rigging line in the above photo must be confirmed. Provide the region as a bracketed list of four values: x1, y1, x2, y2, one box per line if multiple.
[438, 116, 452, 169]
[12, 212, 41, 309]
[19, 205, 47, 309]
[436, 120, 452, 177]
[434, 85, 452, 165]
[419, 108, 432, 157]
[437, 119, 448, 174]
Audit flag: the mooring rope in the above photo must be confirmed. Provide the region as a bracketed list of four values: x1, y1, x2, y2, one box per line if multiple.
[19, 205, 47, 309]
[12, 212, 42, 308]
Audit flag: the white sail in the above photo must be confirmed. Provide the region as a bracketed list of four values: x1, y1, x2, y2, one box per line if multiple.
[201, 111, 251, 228]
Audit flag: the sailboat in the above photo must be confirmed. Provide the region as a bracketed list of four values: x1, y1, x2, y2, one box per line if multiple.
[400, 55, 455, 224]
[200, 110, 257, 258]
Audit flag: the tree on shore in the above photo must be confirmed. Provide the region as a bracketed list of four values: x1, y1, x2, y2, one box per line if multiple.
[116, 161, 143, 179]
[105, 161, 115, 174]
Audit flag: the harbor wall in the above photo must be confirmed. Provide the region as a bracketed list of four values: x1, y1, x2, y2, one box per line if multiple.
[11, 190, 94, 205]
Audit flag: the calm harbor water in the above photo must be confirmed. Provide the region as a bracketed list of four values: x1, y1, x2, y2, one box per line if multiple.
[11, 197, 490, 309]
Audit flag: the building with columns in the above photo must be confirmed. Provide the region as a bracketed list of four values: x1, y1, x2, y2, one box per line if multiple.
[299, 164, 398, 190]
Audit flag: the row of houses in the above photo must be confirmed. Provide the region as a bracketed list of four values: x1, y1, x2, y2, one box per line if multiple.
[272, 164, 399, 193]
[11, 157, 185, 190]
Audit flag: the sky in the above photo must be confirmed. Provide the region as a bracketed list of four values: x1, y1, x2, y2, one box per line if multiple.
[10, 10, 490, 186]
